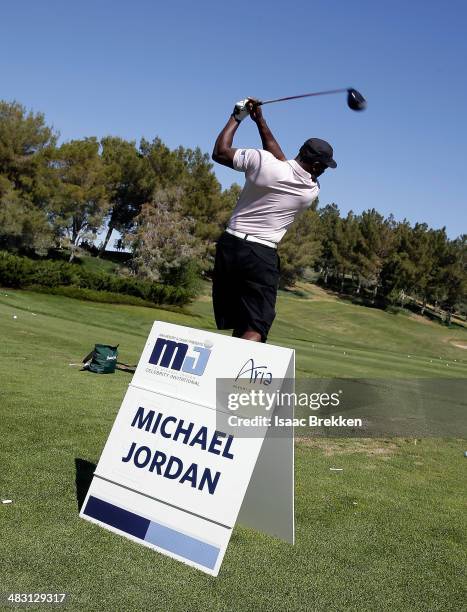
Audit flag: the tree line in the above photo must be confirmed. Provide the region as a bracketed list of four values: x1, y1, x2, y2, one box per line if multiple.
[0, 100, 465, 316]
[289, 205, 465, 318]
[0, 100, 238, 280]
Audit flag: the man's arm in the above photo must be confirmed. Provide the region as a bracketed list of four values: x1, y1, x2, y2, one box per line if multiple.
[211, 115, 240, 169]
[211, 99, 286, 168]
[249, 103, 286, 161]
[212, 99, 252, 168]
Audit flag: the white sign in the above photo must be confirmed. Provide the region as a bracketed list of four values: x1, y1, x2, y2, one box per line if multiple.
[80, 321, 295, 576]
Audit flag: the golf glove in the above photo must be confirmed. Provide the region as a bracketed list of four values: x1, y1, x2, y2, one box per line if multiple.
[232, 99, 250, 123]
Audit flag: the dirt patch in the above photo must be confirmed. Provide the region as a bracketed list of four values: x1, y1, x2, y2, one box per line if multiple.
[290, 281, 338, 302]
[451, 341, 467, 350]
[296, 438, 399, 457]
[409, 312, 436, 326]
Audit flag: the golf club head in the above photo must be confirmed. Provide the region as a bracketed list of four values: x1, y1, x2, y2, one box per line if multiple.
[347, 88, 367, 111]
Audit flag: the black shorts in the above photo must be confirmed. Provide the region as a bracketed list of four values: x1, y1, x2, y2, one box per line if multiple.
[212, 231, 280, 342]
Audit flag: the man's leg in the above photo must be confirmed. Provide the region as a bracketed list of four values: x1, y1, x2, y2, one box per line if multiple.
[214, 234, 278, 343]
[212, 233, 239, 331]
[232, 243, 279, 343]
[233, 328, 262, 342]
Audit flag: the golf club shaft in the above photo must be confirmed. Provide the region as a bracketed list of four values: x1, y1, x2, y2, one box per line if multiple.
[258, 88, 349, 106]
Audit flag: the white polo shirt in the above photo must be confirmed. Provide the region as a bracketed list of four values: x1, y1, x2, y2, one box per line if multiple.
[229, 148, 320, 243]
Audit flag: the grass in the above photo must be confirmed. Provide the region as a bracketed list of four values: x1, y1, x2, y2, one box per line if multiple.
[27, 285, 169, 309]
[75, 253, 121, 275]
[0, 286, 466, 611]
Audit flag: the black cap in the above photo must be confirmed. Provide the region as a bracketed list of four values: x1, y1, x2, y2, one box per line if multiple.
[300, 138, 337, 168]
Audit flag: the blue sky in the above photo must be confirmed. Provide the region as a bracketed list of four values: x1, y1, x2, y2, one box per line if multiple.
[1, 0, 466, 238]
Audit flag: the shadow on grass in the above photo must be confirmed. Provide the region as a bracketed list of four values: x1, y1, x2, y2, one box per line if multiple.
[116, 362, 136, 374]
[79, 363, 136, 374]
[75, 458, 97, 511]
[279, 287, 310, 298]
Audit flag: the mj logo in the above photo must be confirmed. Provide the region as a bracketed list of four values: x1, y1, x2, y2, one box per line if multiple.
[149, 337, 211, 376]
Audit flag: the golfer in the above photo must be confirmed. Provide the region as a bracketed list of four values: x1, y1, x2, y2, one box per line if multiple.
[211, 98, 337, 343]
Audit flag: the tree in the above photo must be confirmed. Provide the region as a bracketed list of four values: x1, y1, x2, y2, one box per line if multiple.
[99, 136, 154, 255]
[0, 179, 52, 253]
[0, 100, 57, 196]
[356, 210, 395, 296]
[380, 220, 418, 304]
[140, 137, 186, 190]
[196, 182, 242, 268]
[0, 100, 57, 252]
[218, 183, 241, 228]
[176, 146, 225, 268]
[122, 138, 233, 271]
[446, 234, 467, 317]
[333, 211, 361, 292]
[317, 203, 341, 283]
[125, 187, 202, 286]
[176, 147, 222, 222]
[433, 233, 466, 320]
[50, 138, 110, 261]
[279, 209, 321, 288]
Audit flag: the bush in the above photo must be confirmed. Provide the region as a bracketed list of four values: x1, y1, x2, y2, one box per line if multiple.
[27, 286, 163, 308]
[0, 252, 195, 306]
[161, 259, 202, 295]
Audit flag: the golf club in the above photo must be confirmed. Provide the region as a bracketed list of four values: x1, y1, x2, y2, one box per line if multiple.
[256, 87, 367, 111]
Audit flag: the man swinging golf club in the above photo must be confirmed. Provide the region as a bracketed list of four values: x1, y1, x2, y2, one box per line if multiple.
[212, 98, 337, 343]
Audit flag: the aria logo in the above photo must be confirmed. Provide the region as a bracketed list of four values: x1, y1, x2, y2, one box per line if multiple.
[235, 358, 272, 385]
[149, 337, 211, 376]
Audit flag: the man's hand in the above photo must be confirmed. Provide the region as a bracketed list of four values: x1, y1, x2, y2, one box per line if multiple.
[248, 100, 286, 161]
[232, 99, 251, 123]
[247, 98, 263, 123]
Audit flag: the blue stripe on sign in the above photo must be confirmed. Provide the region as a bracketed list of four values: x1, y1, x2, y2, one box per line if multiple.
[84, 496, 150, 539]
[144, 521, 220, 570]
[83, 496, 220, 570]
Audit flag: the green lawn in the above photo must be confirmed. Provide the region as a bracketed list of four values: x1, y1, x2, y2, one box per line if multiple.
[0, 287, 466, 611]
[74, 253, 122, 275]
